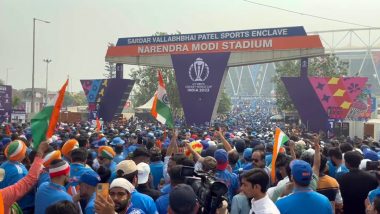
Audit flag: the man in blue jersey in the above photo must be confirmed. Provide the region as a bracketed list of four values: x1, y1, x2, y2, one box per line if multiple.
[214, 149, 239, 204]
[69, 148, 93, 189]
[0, 140, 34, 213]
[79, 170, 101, 214]
[156, 165, 185, 214]
[149, 147, 164, 189]
[275, 160, 332, 214]
[35, 159, 73, 214]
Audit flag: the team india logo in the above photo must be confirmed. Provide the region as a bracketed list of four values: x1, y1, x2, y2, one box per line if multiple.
[188, 58, 209, 82]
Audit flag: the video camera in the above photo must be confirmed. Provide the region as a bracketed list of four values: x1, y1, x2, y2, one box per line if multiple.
[180, 166, 228, 214]
[366, 161, 380, 171]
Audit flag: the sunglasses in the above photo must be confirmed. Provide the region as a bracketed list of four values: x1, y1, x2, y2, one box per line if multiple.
[253, 159, 260, 162]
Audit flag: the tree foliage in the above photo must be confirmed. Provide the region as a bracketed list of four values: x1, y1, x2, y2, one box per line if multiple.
[63, 92, 87, 107]
[12, 96, 21, 108]
[217, 91, 232, 114]
[273, 55, 348, 112]
[0, 79, 4, 85]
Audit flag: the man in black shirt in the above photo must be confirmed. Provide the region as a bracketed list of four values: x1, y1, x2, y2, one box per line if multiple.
[338, 150, 377, 214]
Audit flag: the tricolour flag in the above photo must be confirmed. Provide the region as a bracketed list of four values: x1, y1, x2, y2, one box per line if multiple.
[31, 79, 68, 149]
[96, 117, 101, 132]
[271, 127, 289, 183]
[150, 71, 174, 128]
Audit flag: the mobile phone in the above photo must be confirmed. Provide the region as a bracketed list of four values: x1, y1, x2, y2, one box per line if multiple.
[96, 183, 109, 199]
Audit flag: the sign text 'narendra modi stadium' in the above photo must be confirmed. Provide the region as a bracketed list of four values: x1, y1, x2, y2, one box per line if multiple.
[107, 27, 323, 57]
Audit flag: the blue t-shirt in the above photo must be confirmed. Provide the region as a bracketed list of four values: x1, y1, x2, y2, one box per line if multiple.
[35, 182, 73, 214]
[37, 170, 50, 187]
[327, 160, 336, 178]
[127, 205, 146, 214]
[215, 169, 239, 203]
[150, 161, 164, 189]
[275, 189, 333, 214]
[131, 190, 158, 214]
[109, 161, 117, 173]
[243, 163, 253, 171]
[265, 154, 273, 167]
[113, 154, 125, 164]
[368, 187, 380, 204]
[335, 164, 349, 179]
[85, 193, 96, 214]
[0, 161, 34, 210]
[69, 163, 93, 187]
[160, 184, 171, 194]
[155, 191, 170, 214]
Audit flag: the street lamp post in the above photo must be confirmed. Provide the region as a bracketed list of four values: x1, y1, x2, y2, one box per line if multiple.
[31, 18, 50, 114]
[5, 68, 12, 85]
[43, 59, 52, 105]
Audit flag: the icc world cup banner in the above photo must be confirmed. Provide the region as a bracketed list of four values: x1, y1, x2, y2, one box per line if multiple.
[171, 52, 230, 126]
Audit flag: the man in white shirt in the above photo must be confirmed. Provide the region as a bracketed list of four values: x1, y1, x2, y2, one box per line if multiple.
[241, 168, 280, 214]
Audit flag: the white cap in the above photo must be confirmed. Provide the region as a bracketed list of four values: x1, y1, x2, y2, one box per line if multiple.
[208, 141, 216, 147]
[137, 162, 150, 184]
[110, 178, 135, 193]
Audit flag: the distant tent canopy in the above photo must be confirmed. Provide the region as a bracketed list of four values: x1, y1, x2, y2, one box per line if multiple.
[270, 114, 284, 121]
[135, 96, 154, 113]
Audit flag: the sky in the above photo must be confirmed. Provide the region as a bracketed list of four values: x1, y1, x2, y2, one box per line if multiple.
[1, 0, 379, 92]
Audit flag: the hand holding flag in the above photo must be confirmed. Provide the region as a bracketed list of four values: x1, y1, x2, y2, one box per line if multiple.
[31, 79, 69, 149]
[271, 127, 289, 183]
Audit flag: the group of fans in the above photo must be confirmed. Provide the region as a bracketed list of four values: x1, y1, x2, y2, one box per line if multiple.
[0, 98, 379, 214]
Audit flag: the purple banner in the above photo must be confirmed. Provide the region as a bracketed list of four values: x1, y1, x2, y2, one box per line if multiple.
[171, 52, 230, 125]
[80, 79, 135, 122]
[0, 85, 12, 123]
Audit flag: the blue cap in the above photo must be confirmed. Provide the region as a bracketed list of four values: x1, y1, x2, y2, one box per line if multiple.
[110, 137, 125, 146]
[79, 170, 101, 187]
[243, 148, 253, 161]
[214, 149, 228, 170]
[290, 160, 312, 186]
[200, 140, 209, 150]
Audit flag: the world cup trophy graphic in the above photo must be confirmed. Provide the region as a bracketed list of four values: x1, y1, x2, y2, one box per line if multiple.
[189, 58, 209, 82]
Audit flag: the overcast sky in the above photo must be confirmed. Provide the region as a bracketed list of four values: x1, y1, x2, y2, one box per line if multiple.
[1, 0, 379, 92]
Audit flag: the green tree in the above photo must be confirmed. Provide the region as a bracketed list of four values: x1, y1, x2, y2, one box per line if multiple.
[273, 55, 348, 111]
[72, 92, 87, 106]
[12, 96, 21, 108]
[0, 79, 4, 85]
[104, 43, 116, 79]
[217, 91, 232, 114]
[63, 92, 75, 107]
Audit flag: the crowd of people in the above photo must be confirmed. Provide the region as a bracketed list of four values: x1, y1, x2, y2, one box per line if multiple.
[0, 99, 379, 214]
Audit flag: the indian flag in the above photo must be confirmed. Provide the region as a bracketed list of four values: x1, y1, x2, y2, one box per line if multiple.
[150, 71, 174, 128]
[31, 79, 68, 149]
[271, 127, 289, 183]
